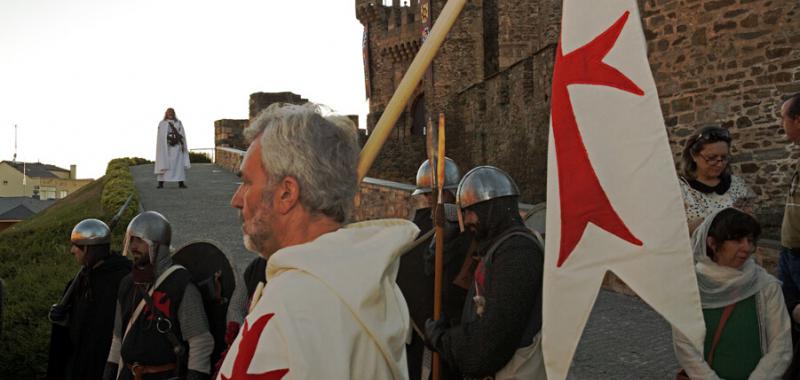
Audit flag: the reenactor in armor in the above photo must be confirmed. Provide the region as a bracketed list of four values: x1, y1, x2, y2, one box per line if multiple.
[425, 166, 546, 379]
[104, 211, 214, 380]
[47, 219, 132, 380]
[398, 157, 474, 380]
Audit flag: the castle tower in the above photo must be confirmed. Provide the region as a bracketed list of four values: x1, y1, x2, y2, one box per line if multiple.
[356, 0, 425, 138]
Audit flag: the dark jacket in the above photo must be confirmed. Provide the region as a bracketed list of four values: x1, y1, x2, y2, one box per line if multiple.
[398, 207, 472, 380]
[438, 219, 543, 378]
[243, 256, 267, 301]
[47, 254, 132, 380]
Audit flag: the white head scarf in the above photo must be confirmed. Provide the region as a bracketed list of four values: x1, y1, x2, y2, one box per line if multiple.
[691, 208, 777, 309]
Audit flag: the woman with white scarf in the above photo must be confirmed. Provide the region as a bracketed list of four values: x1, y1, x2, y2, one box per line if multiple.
[673, 208, 792, 379]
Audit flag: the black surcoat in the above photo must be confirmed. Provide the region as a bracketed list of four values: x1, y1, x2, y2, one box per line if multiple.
[47, 254, 131, 380]
[117, 268, 191, 379]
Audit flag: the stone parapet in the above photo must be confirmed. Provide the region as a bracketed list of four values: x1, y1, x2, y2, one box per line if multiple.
[249, 92, 307, 121]
[215, 147, 245, 174]
[355, 177, 420, 222]
[214, 119, 248, 150]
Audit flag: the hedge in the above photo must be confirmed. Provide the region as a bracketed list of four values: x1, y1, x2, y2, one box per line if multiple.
[189, 151, 212, 163]
[0, 157, 147, 378]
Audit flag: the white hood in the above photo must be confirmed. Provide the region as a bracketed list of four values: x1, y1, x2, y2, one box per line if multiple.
[266, 218, 420, 377]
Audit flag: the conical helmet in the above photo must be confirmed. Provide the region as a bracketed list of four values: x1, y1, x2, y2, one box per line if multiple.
[413, 157, 461, 196]
[456, 166, 519, 209]
[70, 218, 111, 246]
[122, 211, 171, 258]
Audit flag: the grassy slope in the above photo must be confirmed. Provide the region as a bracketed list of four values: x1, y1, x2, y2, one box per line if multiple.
[0, 178, 109, 377]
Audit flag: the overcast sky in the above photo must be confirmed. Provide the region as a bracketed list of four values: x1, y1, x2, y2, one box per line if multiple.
[0, 0, 369, 179]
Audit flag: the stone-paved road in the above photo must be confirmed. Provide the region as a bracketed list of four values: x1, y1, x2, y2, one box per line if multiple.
[568, 290, 679, 379]
[130, 163, 679, 378]
[130, 163, 256, 274]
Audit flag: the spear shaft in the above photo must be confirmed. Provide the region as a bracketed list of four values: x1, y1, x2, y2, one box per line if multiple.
[432, 112, 446, 380]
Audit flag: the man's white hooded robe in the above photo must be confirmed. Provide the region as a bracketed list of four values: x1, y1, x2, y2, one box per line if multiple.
[217, 219, 419, 380]
[155, 119, 190, 182]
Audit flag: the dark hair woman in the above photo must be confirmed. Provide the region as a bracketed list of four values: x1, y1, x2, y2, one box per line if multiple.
[672, 208, 791, 379]
[679, 126, 755, 232]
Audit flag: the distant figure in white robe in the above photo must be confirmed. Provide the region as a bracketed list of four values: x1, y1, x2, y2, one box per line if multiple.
[155, 107, 190, 188]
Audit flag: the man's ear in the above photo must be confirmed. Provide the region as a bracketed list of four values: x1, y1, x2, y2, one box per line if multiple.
[274, 176, 301, 214]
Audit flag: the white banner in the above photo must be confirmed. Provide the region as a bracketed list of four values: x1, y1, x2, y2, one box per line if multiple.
[542, 1, 704, 378]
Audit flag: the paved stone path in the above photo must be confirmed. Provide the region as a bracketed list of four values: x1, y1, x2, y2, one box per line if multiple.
[568, 290, 678, 379]
[130, 163, 256, 273]
[130, 163, 679, 378]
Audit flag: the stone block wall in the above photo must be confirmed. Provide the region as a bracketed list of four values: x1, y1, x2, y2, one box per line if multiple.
[357, 0, 425, 135]
[214, 119, 248, 150]
[359, 0, 800, 236]
[215, 147, 245, 173]
[249, 92, 307, 121]
[445, 46, 555, 204]
[425, 0, 488, 114]
[366, 134, 428, 184]
[354, 178, 419, 221]
[497, 0, 561, 70]
[641, 0, 800, 235]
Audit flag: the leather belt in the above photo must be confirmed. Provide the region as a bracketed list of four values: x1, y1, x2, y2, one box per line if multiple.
[127, 362, 177, 380]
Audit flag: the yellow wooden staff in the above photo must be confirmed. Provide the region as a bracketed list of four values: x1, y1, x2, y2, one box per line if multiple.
[432, 112, 446, 380]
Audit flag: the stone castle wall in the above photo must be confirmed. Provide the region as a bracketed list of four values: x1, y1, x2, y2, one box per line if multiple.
[358, 0, 800, 237]
[214, 119, 248, 150]
[215, 92, 337, 152]
[446, 46, 555, 204]
[354, 178, 420, 221]
[249, 92, 308, 121]
[365, 134, 428, 184]
[642, 0, 800, 232]
[213, 91, 308, 152]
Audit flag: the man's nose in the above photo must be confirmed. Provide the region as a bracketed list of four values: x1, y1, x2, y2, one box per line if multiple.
[231, 186, 243, 208]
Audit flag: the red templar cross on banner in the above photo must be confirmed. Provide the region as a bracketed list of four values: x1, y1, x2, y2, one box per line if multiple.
[551, 11, 644, 267]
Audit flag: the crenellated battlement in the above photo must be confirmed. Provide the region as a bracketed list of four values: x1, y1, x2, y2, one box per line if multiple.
[355, 0, 423, 82]
[355, 0, 421, 35]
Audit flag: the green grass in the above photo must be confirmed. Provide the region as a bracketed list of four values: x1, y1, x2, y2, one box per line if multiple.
[0, 157, 146, 378]
[189, 151, 212, 163]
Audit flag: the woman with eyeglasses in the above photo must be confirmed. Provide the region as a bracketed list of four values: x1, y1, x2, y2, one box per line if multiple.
[672, 208, 792, 379]
[680, 126, 756, 232]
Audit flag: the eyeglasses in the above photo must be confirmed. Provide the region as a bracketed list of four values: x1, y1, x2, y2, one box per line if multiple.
[697, 153, 730, 164]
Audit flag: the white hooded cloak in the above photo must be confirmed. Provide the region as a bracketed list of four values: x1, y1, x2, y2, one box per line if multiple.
[155, 119, 190, 182]
[217, 219, 419, 380]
